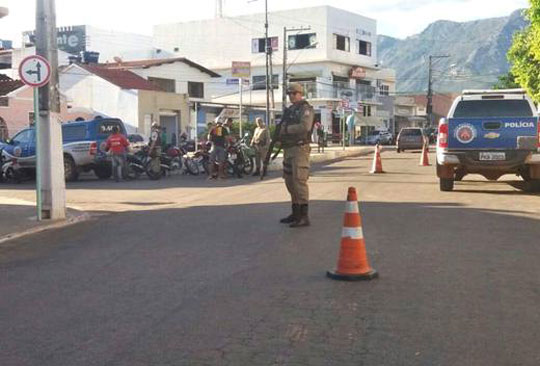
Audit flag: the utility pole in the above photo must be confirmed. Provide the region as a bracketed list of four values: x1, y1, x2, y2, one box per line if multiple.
[427, 54, 449, 128]
[282, 26, 311, 115]
[264, 0, 270, 125]
[36, 0, 66, 220]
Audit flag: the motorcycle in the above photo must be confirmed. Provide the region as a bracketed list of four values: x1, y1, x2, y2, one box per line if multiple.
[176, 142, 199, 176]
[225, 142, 246, 178]
[0, 147, 28, 184]
[238, 133, 255, 175]
[193, 141, 211, 176]
[127, 146, 163, 180]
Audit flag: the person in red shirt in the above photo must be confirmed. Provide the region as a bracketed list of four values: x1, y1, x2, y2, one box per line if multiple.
[105, 126, 130, 182]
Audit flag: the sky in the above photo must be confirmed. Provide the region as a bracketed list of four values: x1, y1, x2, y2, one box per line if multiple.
[0, 0, 530, 45]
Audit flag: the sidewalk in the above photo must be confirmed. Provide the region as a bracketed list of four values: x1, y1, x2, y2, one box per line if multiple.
[0, 197, 89, 245]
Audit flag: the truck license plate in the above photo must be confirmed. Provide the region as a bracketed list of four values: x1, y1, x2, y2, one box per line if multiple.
[479, 152, 506, 161]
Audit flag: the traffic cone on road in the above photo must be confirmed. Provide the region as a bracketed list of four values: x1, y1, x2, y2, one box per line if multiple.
[419, 138, 431, 166]
[327, 187, 378, 281]
[370, 143, 385, 174]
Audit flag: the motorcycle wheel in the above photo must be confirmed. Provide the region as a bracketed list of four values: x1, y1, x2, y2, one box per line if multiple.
[146, 163, 162, 180]
[226, 161, 235, 177]
[170, 157, 181, 176]
[185, 157, 199, 175]
[242, 156, 254, 175]
[125, 164, 141, 180]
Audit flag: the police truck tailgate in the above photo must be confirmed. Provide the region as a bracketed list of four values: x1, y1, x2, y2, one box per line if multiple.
[448, 117, 538, 151]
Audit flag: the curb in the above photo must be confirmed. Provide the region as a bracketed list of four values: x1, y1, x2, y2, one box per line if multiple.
[0, 212, 92, 245]
[266, 147, 376, 171]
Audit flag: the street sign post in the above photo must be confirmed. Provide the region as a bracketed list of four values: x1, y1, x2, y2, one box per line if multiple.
[19, 55, 51, 221]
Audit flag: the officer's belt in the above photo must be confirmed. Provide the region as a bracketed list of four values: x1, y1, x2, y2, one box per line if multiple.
[281, 140, 310, 149]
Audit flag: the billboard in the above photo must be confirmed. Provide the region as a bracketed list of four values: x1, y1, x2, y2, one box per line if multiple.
[231, 61, 251, 78]
[24, 25, 86, 55]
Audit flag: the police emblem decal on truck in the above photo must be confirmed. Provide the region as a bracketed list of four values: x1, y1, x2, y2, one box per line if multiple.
[455, 124, 477, 144]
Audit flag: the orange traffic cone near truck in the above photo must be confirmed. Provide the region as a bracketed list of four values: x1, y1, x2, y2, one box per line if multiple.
[419, 137, 431, 166]
[370, 143, 385, 174]
[327, 187, 378, 281]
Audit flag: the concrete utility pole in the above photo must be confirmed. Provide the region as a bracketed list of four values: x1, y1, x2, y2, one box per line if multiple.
[282, 26, 312, 114]
[36, 0, 66, 220]
[427, 54, 449, 128]
[264, 0, 270, 125]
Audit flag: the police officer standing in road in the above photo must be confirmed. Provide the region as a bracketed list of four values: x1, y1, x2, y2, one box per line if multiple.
[279, 83, 315, 228]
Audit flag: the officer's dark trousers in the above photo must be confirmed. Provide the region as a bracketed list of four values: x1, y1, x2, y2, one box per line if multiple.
[283, 145, 310, 205]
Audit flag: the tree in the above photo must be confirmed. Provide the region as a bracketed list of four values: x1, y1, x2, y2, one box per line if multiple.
[493, 72, 520, 89]
[508, 1, 540, 102]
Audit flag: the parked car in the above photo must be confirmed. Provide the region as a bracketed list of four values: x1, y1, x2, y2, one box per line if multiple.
[396, 127, 425, 152]
[365, 130, 394, 145]
[436, 89, 540, 191]
[0, 117, 128, 181]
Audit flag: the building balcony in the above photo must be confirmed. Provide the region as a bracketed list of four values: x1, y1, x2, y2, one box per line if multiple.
[294, 81, 379, 104]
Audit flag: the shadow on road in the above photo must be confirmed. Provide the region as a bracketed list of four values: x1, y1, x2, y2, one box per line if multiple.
[1, 200, 540, 365]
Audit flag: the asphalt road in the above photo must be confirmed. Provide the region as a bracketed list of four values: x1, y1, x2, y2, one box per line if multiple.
[1, 150, 540, 365]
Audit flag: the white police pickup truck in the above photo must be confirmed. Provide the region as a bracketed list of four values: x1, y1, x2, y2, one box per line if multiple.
[436, 89, 540, 191]
[0, 118, 127, 181]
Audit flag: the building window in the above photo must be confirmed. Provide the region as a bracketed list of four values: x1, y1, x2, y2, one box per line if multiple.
[252, 75, 279, 90]
[288, 33, 317, 50]
[334, 34, 350, 52]
[252, 37, 278, 53]
[379, 85, 389, 96]
[188, 81, 204, 98]
[358, 40, 372, 56]
[148, 77, 176, 93]
[361, 105, 372, 117]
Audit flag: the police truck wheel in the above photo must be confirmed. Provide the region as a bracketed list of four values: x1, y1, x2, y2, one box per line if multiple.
[440, 178, 454, 192]
[64, 154, 79, 182]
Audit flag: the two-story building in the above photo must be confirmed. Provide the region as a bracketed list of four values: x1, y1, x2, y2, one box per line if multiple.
[153, 5, 396, 139]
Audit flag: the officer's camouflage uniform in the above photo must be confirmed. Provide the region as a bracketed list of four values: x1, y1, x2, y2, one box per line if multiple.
[280, 99, 315, 227]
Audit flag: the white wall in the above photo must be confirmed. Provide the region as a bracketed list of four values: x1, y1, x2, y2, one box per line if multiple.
[60, 65, 140, 133]
[86, 26, 154, 63]
[153, 6, 375, 70]
[130, 61, 215, 101]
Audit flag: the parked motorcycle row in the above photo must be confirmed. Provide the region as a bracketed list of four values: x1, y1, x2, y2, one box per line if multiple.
[0, 135, 256, 184]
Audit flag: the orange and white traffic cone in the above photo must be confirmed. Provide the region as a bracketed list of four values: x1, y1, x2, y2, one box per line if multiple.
[370, 143, 385, 174]
[327, 187, 378, 281]
[419, 138, 431, 166]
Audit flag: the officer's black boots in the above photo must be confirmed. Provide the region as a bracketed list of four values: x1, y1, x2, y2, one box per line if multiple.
[280, 204, 299, 224]
[290, 204, 310, 228]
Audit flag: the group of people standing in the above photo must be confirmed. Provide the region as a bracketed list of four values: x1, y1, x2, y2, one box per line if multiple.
[207, 117, 271, 179]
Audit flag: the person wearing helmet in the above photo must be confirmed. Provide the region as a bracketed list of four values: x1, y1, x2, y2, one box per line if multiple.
[278, 83, 314, 228]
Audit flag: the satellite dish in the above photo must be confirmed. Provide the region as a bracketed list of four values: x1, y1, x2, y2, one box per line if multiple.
[113, 56, 123, 64]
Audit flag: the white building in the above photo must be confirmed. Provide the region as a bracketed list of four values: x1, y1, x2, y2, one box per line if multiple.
[154, 5, 396, 138]
[23, 25, 154, 63]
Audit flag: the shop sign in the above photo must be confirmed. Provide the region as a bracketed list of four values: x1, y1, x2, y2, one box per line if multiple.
[350, 66, 367, 79]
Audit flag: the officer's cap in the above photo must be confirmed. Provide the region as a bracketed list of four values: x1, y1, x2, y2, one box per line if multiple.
[287, 83, 304, 95]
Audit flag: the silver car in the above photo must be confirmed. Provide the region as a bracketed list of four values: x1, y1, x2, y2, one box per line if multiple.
[397, 128, 425, 152]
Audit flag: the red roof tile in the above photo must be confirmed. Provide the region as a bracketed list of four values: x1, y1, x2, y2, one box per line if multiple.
[78, 64, 162, 91]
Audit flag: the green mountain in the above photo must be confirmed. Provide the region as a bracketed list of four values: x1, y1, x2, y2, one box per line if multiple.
[377, 10, 529, 93]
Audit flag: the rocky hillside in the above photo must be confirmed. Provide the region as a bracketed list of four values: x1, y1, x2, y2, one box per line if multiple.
[377, 10, 529, 93]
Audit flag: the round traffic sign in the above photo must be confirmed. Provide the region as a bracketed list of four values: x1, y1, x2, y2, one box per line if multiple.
[18, 55, 51, 88]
